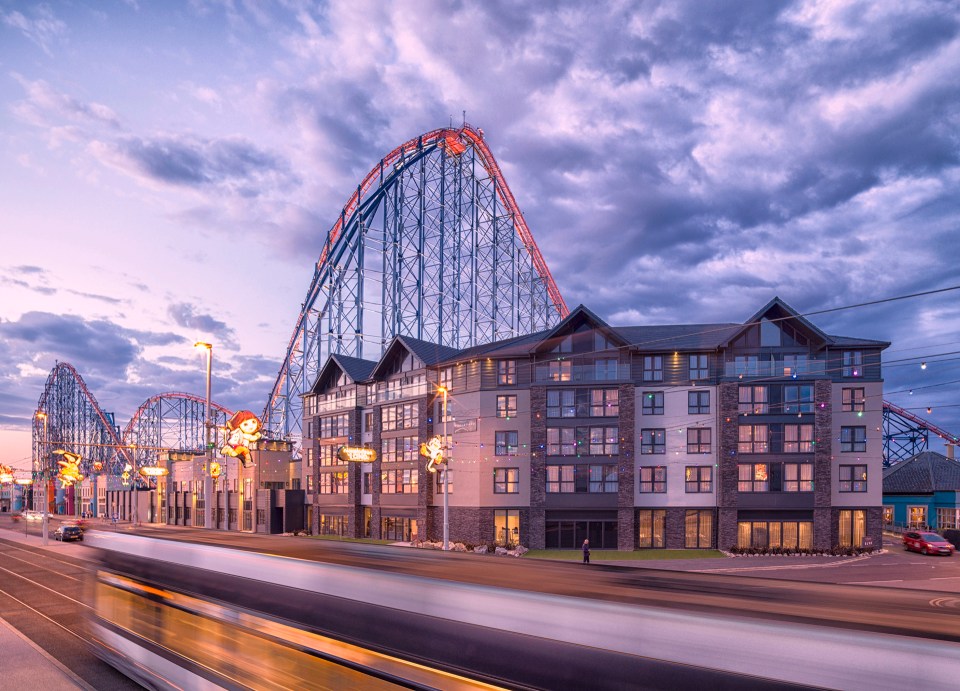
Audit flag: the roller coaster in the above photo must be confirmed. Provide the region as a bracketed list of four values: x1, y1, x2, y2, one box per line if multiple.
[27, 124, 958, 492]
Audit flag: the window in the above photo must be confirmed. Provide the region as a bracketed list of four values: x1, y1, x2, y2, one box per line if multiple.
[838, 510, 866, 548]
[685, 466, 713, 493]
[546, 427, 575, 456]
[734, 355, 759, 377]
[642, 355, 663, 382]
[783, 424, 813, 453]
[686, 428, 711, 454]
[382, 403, 417, 431]
[319, 471, 348, 495]
[546, 465, 574, 493]
[840, 426, 866, 452]
[637, 510, 666, 548]
[364, 411, 374, 431]
[595, 358, 619, 380]
[688, 390, 709, 415]
[589, 464, 618, 493]
[381, 469, 418, 494]
[839, 465, 867, 492]
[494, 509, 520, 547]
[689, 354, 708, 380]
[318, 413, 350, 437]
[588, 426, 619, 455]
[495, 430, 519, 456]
[842, 351, 863, 377]
[783, 354, 810, 377]
[546, 360, 571, 381]
[738, 521, 813, 549]
[783, 385, 814, 413]
[318, 445, 339, 466]
[883, 506, 893, 525]
[496, 395, 517, 419]
[738, 463, 769, 492]
[547, 390, 576, 418]
[685, 510, 713, 548]
[381, 436, 418, 463]
[494, 468, 519, 493]
[842, 387, 865, 413]
[381, 516, 417, 542]
[783, 463, 813, 492]
[590, 388, 619, 417]
[641, 391, 664, 415]
[497, 360, 516, 385]
[908, 506, 927, 528]
[434, 469, 453, 494]
[936, 508, 960, 530]
[363, 472, 372, 494]
[738, 425, 769, 453]
[738, 386, 768, 414]
[306, 447, 314, 467]
[638, 466, 666, 493]
[640, 428, 666, 454]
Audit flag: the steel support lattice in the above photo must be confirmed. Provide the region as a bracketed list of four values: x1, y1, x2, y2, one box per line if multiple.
[883, 400, 960, 466]
[122, 393, 232, 470]
[263, 124, 569, 450]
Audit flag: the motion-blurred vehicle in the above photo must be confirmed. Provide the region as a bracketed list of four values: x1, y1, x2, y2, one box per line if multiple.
[54, 525, 83, 542]
[63, 519, 86, 532]
[903, 531, 954, 556]
[24, 511, 42, 522]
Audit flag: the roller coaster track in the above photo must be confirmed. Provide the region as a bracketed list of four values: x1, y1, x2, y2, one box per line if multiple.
[262, 123, 568, 447]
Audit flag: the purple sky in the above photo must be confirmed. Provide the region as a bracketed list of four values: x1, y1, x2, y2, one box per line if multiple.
[2, 1, 959, 472]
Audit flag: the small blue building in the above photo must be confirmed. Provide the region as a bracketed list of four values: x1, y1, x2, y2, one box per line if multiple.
[882, 450, 960, 531]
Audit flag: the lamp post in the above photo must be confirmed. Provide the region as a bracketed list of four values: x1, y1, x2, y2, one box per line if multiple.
[437, 385, 450, 551]
[130, 444, 139, 527]
[36, 411, 48, 545]
[195, 341, 214, 530]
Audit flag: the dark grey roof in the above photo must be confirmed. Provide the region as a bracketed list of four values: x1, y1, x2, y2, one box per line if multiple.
[447, 330, 552, 361]
[828, 335, 892, 348]
[394, 336, 461, 367]
[615, 324, 742, 351]
[331, 354, 377, 383]
[883, 451, 960, 494]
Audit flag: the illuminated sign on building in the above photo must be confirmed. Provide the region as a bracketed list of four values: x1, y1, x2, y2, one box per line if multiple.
[54, 450, 84, 487]
[139, 466, 169, 478]
[221, 410, 262, 468]
[420, 435, 445, 473]
[337, 446, 377, 463]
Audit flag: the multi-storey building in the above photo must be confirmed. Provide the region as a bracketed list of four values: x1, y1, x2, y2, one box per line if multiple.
[303, 298, 888, 551]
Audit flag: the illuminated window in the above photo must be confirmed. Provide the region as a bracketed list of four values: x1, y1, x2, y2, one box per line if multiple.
[642, 391, 664, 415]
[908, 506, 927, 528]
[382, 403, 417, 431]
[783, 463, 813, 492]
[590, 389, 619, 417]
[738, 463, 769, 492]
[497, 360, 516, 386]
[685, 510, 713, 548]
[496, 395, 517, 418]
[494, 509, 520, 547]
[738, 521, 812, 549]
[546, 360, 572, 382]
[738, 425, 768, 453]
[381, 469, 418, 494]
[494, 467, 519, 493]
[381, 436, 418, 463]
[638, 466, 666, 493]
[318, 413, 350, 438]
[839, 465, 867, 492]
[838, 510, 866, 548]
[840, 426, 866, 452]
[546, 427, 575, 456]
[686, 428, 711, 454]
[495, 430, 519, 456]
[883, 506, 893, 524]
[738, 386, 768, 414]
[637, 510, 666, 548]
[684, 466, 712, 493]
[842, 387, 865, 412]
[783, 424, 813, 453]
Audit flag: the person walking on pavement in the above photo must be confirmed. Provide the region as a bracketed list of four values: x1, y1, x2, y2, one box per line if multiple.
[582, 539, 590, 564]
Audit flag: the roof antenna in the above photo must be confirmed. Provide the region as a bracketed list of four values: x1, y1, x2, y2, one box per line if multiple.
[462, 110, 466, 127]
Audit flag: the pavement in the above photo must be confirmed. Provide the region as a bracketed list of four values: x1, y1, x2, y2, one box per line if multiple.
[0, 604, 91, 691]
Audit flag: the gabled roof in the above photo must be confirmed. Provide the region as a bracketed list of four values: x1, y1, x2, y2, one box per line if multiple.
[369, 335, 461, 379]
[448, 329, 551, 361]
[722, 296, 831, 348]
[308, 353, 378, 394]
[529, 304, 628, 354]
[883, 451, 960, 494]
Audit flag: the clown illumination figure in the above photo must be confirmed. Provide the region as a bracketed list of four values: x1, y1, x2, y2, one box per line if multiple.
[221, 410, 262, 468]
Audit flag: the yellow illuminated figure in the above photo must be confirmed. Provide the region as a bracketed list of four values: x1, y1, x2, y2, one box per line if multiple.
[221, 410, 262, 468]
[420, 435, 445, 473]
[0, 464, 14, 484]
[208, 461, 222, 479]
[54, 450, 84, 487]
[93, 461, 103, 473]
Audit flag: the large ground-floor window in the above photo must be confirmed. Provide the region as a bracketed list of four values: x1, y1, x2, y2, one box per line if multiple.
[936, 508, 960, 530]
[908, 506, 927, 528]
[382, 516, 417, 542]
[494, 509, 520, 547]
[545, 520, 617, 549]
[685, 510, 714, 548]
[638, 509, 666, 548]
[319, 513, 349, 536]
[838, 509, 866, 548]
[738, 521, 812, 549]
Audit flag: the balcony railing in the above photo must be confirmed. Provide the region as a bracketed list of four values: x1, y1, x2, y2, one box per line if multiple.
[723, 359, 826, 379]
[534, 363, 628, 383]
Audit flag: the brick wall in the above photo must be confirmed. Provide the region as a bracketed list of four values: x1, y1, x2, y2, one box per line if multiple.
[717, 382, 740, 548]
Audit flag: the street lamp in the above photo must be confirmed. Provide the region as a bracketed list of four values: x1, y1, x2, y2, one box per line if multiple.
[35, 411, 48, 545]
[437, 385, 450, 551]
[194, 341, 214, 530]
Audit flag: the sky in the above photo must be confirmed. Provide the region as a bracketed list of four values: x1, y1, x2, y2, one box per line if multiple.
[1, 0, 959, 471]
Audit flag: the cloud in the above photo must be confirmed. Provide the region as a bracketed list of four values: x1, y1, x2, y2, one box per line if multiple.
[2, 5, 67, 57]
[11, 75, 121, 130]
[167, 303, 237, 348]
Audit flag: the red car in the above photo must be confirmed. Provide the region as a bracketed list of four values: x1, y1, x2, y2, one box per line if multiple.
[903, 531, 954, 556]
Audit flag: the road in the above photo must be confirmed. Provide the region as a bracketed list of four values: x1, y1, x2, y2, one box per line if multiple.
[2, 515, 959, 689]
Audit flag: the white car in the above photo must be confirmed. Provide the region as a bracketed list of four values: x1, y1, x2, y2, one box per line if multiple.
[24, 511, 43, 521]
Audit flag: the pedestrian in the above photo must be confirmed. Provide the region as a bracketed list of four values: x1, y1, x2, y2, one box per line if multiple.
[582, 539, 590, 564]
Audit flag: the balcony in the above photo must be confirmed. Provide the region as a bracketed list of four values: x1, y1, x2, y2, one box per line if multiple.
[534, 362, 628, 384]
[723, 358, 826, 379]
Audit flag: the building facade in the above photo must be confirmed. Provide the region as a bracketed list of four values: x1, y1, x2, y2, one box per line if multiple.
[302, 298, 889, 550]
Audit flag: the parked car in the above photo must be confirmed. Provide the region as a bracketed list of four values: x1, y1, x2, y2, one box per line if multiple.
[54, 525, 83, 542]
[903, 531, 954, 556]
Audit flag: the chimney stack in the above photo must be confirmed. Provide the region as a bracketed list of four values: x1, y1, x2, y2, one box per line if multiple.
[946, 443, 956, 460]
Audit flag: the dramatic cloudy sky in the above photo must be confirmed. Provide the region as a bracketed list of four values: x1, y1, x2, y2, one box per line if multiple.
[2, 0, 959, 470]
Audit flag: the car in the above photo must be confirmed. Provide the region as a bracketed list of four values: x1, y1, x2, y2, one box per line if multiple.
[54, 525, 83, 542]
[24, 510, 42, 522]
[903, 531, 954, 556]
